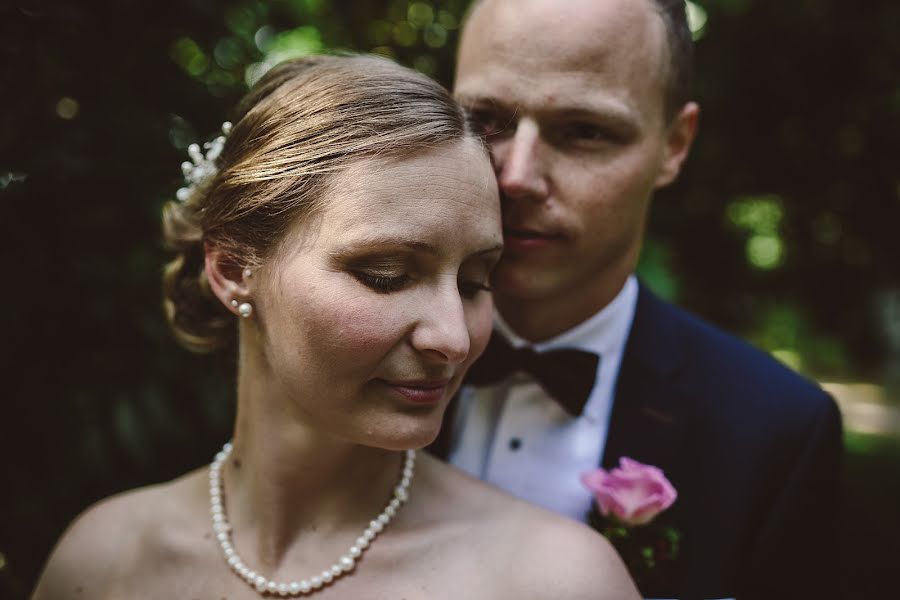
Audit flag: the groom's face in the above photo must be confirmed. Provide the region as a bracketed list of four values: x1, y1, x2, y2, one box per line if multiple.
[455, 0, 688, 311]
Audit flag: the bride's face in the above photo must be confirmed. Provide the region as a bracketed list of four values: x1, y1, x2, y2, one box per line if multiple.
[254, 139, 502, 449]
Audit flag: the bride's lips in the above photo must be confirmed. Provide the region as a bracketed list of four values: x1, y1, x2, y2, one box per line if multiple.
[380, 378, 451, 405]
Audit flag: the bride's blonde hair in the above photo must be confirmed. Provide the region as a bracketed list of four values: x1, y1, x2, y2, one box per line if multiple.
[162, 55, 474, 353]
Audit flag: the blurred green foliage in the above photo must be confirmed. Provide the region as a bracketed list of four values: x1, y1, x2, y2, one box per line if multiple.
[1, 0, 898, 597]
[840, 432, 900, 596]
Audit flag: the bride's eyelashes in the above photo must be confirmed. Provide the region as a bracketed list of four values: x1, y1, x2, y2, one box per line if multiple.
[459, 280, 493, 299]
[337, 252, 410, 293]
[459, 254, 500, 299]
[338, 251, 496, 297]
[354, 270, 492, 298]
[353, 270, 410, 293]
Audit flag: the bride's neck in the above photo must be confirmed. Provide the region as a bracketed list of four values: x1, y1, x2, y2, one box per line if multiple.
[222, 372, 403, 568]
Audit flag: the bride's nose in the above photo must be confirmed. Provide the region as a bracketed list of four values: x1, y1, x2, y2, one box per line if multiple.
[408, 282, 471, 364]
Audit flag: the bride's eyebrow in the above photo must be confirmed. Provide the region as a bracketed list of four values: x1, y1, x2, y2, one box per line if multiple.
[329, 238, 439, 261]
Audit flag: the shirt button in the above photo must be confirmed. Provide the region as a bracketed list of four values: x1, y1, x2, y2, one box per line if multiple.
[508, 437, 522, 451]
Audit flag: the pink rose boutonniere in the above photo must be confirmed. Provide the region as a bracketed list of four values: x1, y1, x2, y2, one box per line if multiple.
[582, 457, 681, 593]
[581, 457, 677, 525]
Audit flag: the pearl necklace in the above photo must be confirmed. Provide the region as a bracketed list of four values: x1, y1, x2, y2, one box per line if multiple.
[209, 442, 416, 596]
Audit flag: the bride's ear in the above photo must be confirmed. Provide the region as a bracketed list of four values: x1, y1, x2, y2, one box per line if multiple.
[205, 243, 252, 317]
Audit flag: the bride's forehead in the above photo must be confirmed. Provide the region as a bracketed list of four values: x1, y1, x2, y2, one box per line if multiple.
[320, 142, 496, 220]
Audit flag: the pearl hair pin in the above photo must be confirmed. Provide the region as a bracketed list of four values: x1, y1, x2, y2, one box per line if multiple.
[209, 442, 416, 597]
[176, 121, 232, 203]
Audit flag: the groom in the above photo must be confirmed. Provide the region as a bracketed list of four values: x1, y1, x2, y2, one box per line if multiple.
[435, 0, 843, 598]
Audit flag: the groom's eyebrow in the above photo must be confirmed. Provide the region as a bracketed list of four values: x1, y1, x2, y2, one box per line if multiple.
[456, 92, 504, 110]
[545, 105, 641, 135]
[460, 94, 638, 127]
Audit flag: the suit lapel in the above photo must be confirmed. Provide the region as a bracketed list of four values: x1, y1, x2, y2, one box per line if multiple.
[602, 284, 690, 473]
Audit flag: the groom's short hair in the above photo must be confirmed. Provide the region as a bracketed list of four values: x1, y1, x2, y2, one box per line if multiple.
[462, 0, 695, 121]
[651, 0, 695, 121]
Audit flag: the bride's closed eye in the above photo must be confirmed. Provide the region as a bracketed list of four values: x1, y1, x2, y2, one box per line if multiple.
[333, 249, 412, 294]
[337, 245, 501, 297]
[353, 270, 410, 294]
[458, 254, 499, 299]
[355, 272, 492, 297]
[458, 279, 493, 299]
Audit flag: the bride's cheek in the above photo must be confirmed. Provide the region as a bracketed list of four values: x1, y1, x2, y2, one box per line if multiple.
[303, 296, 404, 361]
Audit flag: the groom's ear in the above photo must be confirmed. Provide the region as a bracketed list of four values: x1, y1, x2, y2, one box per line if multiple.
[205, 243, 251, 317]
[655, 101, 700, 189]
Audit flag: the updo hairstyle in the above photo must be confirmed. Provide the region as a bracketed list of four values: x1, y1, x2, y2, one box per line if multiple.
[162, 55, 474, 353]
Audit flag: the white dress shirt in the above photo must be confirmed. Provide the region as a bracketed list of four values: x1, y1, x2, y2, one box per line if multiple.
[448, 276, 639, 521]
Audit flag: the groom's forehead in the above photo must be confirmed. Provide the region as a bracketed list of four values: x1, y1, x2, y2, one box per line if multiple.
[458, 0, 670, 95]
[461, 0, 666, 54]
[456, 0, 669, 124]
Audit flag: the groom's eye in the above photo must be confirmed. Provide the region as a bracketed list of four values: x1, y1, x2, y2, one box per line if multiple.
[470, 108, 513, 139]
[553, 121, 625, 148]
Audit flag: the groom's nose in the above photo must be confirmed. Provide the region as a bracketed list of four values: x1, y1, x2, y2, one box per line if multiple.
[493, 118, 550, 202]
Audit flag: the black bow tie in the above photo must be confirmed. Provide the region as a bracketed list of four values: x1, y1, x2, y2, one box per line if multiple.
[465, 333, 600, 417]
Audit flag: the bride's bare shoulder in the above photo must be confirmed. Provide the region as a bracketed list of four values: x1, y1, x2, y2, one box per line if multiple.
[501, 509, 641, 600]
[419, 456, 640, 599]
[31, 469, 206, 600]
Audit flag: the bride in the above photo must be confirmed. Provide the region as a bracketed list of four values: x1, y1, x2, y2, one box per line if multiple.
[32, 55, 639, 599]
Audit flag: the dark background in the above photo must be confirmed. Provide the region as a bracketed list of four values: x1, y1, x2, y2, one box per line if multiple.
[2, 0, 898, 597]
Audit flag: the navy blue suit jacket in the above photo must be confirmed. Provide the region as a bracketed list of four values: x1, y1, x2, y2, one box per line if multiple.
[431, 284, 843, 599]
[604, 285, 843, 599]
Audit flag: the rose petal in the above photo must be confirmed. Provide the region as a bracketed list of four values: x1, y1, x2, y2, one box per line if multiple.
[580, 469, 610, 493]
[581, 457, 678, 525]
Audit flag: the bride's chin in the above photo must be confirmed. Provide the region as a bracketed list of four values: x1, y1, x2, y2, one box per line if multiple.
[365, 419, 442, 452]
[373, 431, 439, 452]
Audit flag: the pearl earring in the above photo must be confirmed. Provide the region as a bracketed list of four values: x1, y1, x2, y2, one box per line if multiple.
[230, 299, 253, 318]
